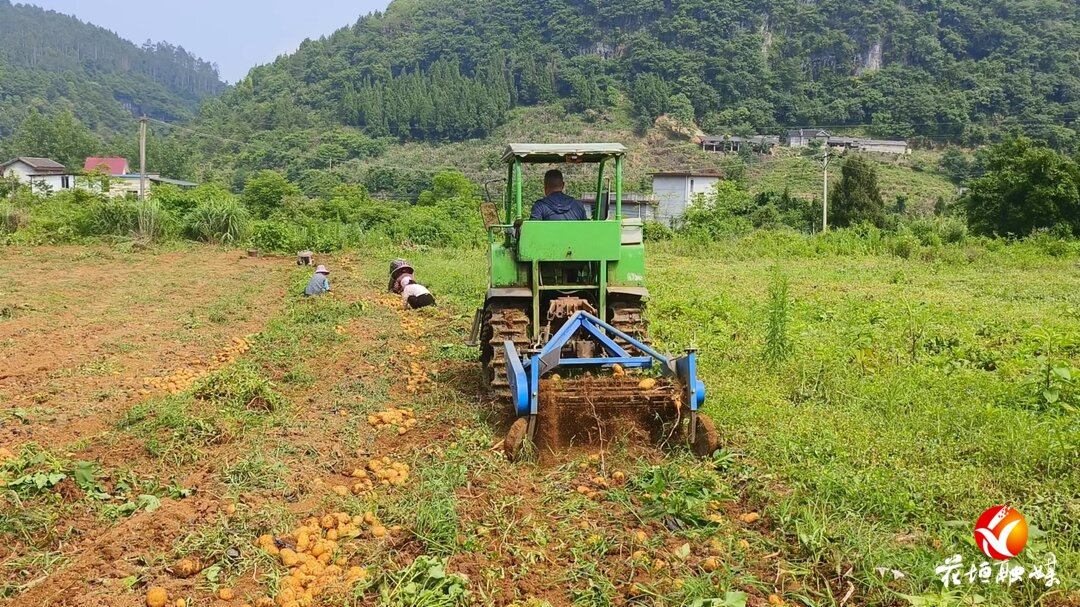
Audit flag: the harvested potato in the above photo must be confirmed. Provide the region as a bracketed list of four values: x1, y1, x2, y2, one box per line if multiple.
[171, 558, 202, 578]
[738, 512, 761, 524]
[218, 587, 236, 600]
[638, 378, 657, 390]
[146, 587, 169, 607]
[703, 557, 721, 572]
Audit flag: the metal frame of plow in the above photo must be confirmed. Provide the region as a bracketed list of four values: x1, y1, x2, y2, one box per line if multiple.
[502, 311, 707, 443]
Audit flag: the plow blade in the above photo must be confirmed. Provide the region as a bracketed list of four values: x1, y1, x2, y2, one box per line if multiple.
[531, 377, 684, 455]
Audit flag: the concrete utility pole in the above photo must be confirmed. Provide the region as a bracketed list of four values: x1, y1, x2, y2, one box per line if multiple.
[821, 146, 830, 232]
[139, 116, 148, 201]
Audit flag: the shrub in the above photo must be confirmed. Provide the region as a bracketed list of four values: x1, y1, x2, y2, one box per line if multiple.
[85, 198, 138, 236]
[250, 221, 300, 253]
[135, 199, 172, 242]
[643, 220, 673, 242]
[889, 231, 921, 259]
[185, 197, 250, 244]
[0, 204, 29, 234]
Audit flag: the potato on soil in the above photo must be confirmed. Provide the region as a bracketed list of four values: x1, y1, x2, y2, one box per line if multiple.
[218, 587, 236, 600]
[638, 378, 657, 390]
[171, 558, 202, 578]
[703, 557, 721, 572]
[146, 587, 169, 607]
[739, 512, 761, 524]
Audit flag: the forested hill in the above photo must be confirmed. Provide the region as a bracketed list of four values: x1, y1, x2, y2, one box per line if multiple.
[0, 0, 225, 140]
[200, 0, 1080, 149]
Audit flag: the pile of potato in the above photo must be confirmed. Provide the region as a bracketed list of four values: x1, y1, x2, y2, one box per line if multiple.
[367, 457, 409, 486]
[367, 407, 418, 435]
[253, 512, 391, 607]
[406, 362, 435, 394]
[400, 315, 425, 337]
[345, 467, 375, 496]
[138, 336, 252, 396]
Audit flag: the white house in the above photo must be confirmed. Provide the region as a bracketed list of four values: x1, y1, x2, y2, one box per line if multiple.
[651, 172, 721, 225]
[0, 157, 73, 194]
[787, 129, 831, 147]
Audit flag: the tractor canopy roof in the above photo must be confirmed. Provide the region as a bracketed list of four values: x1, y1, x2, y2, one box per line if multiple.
[502, 143, 627, 164]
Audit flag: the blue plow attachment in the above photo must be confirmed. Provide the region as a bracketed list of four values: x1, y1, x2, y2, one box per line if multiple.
[502, 311, 705, 419]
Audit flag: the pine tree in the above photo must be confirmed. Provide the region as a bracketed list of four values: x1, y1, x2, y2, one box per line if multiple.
[831, 155, 886, 228]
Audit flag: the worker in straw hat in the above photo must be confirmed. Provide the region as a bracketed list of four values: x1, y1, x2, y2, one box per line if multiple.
[303, 265, 332, 297]
[388, 259, 435, 310]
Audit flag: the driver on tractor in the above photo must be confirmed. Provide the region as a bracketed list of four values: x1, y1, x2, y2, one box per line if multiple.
[530, 170, 586, 221]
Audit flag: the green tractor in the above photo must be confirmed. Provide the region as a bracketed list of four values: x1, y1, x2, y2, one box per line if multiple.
[468, 143, 717, 459]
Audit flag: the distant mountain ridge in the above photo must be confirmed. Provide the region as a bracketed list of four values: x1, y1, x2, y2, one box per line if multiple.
[0, 0, 225, 140]
[198, 0, 1080, 149]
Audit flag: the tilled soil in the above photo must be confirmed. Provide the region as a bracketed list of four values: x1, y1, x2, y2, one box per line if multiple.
[0, 247, 789, 607]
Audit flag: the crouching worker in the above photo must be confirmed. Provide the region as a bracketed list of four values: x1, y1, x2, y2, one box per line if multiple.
[303, 265, 332, 297]
[389, 259, 436, 310]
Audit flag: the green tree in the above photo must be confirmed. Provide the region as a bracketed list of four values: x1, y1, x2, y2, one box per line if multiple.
[11, 110, 101, 169]
[417, 171, 478, 206]
[962, 138, 1080, 237]
[242, 170, 301, 219]
[682, 180, 754, 235]
[629, 74, 670, 120]
[831, 156, 886, 228]
[668, 93, 695, 126]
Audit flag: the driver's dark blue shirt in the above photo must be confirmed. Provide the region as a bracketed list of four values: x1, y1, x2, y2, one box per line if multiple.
[530, 191, 587, 221]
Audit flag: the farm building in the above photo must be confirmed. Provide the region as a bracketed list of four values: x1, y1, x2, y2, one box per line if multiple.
[651, 172, 721, 225]
[0, 157, 73, 194]
[789, 133, 909, 155]
[580, 192, 659, 221]
[701, 135, 780, 154]
[81, 156, 161, 198]
[824, 137, 909, 155]
[787, 129, 831, 147]
[856, 139, 909, 154]
[84, 157, 131, 175]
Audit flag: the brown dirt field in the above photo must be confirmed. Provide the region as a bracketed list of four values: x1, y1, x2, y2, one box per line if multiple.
[0, 246, 289, 451]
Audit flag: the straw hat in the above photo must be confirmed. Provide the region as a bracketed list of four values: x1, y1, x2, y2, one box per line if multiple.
[316, 265, 330, 274]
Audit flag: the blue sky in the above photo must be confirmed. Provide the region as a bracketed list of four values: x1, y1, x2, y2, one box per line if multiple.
[26, 0, 392, 83]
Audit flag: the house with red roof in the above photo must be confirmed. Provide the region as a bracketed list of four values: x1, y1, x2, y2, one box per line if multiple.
[84, 157, 131, 176]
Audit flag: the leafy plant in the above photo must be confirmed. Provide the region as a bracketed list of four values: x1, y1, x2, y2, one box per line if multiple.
[184, 197, 250, 244]
[763, 267, 792, 367]
[630, 461, 730, 528]
[369, 556, 469, 607]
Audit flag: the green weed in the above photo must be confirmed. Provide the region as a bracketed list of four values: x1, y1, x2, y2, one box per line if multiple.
[365, 555, 469, 607]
